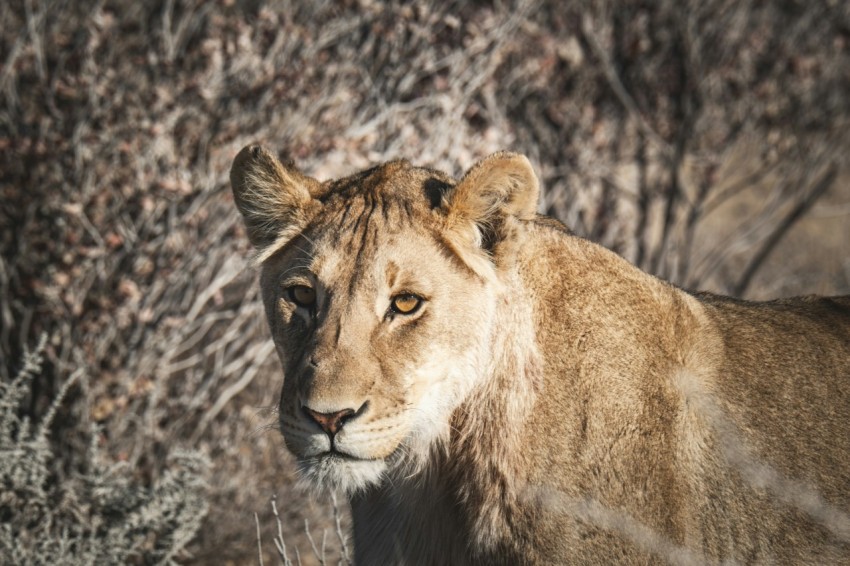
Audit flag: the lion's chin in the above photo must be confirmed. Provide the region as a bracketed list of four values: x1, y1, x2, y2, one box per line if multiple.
[295, 453, 388, 495]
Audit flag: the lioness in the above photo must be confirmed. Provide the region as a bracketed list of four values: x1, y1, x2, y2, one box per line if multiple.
[231, 145, 850, 564]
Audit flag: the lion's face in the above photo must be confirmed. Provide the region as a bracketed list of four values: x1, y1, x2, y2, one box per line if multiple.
[231, 146, 539, 494]
[261, 205, 497, 493]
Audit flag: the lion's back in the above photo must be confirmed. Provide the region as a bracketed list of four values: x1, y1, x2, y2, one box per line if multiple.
[519, 226, 850, 561]
[681, 291, 850, 558]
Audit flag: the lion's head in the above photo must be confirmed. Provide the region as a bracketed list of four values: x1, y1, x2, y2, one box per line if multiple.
[230, 145, 539, 494]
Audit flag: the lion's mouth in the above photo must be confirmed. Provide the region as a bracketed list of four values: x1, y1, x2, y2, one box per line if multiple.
[295, 446, 390, 493]
[312, 449, 380, 462]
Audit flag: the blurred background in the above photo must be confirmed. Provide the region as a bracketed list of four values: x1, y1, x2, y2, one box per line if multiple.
[1, 0, 848, 563]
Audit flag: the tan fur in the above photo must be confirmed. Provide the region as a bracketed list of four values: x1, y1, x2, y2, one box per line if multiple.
[231, 145, 850, 564]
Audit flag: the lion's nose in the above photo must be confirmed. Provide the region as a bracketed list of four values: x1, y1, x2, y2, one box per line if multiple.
[302, 406, 356, 437]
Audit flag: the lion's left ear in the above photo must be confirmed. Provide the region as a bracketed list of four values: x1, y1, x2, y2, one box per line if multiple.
[443, 152, 539, 261]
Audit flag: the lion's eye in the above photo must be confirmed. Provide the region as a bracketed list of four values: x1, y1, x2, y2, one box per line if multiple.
[288, 285, 316, 308]
[391, 294, 422, 315]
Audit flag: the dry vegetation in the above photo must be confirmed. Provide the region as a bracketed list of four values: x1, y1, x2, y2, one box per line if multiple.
[1, 0, 848, 563]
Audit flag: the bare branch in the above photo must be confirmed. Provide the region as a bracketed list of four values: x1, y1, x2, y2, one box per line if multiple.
[733, 166, 837, 297]
[580, 14, 674, 160]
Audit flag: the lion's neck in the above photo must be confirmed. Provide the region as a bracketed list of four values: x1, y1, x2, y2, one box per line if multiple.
[349, 272, 541, 563]
[446, 273, 542, 553]
[350, 465, 470, 564]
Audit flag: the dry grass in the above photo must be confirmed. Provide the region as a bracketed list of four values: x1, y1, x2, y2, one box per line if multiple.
[1, 0, 848, 563]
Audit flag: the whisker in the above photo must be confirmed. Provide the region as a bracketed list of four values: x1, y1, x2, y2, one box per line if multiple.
[247, 422, 281, 439]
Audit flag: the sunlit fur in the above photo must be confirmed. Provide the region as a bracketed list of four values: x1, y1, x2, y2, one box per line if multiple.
[233, 153, 516, 502]
[232, 146, 850, 565]
[295, 455, 388, 496]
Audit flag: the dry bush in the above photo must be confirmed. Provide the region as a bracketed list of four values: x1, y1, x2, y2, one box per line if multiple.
[508, 0, 850, 292]
[0, 338, 208, 564]
[0, 0, 847, 563]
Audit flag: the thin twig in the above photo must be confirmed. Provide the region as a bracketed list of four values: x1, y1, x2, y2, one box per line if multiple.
[271, 497, 292, 566]
[255, 513, 265, 566]
[304, 519, 324, 566]
[191, 340, 275, 442]
[332, 492, 352, 565]
[733, 166, 837, 296]
[687, 174, 792, 288]
[702, 159, 782, 217]
[581, 14, 673, 160]
[633, 138, 651, 270]
[37, 367, 84, 439]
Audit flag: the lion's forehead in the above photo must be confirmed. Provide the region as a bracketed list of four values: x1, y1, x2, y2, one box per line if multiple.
[317, 160, 454, 206]
[317, 195, 420, 250]
[303, 195, 454, 290]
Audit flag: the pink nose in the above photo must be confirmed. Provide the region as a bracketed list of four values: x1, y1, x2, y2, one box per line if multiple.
[302, 407, 356, 436]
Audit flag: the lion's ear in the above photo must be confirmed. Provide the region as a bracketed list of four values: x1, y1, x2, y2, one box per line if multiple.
[230, 144, 320, 250]
[443, 152, 539, 255]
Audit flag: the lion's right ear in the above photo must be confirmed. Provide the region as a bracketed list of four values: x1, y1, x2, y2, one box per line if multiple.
[230, 144, 320, 251]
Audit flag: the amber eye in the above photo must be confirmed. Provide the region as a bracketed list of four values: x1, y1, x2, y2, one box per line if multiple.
[391, 294, 422, 315]
[288, 285, 316, 308]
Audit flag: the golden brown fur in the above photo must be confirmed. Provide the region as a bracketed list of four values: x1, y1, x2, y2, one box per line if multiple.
[231, 145, 850, 564]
